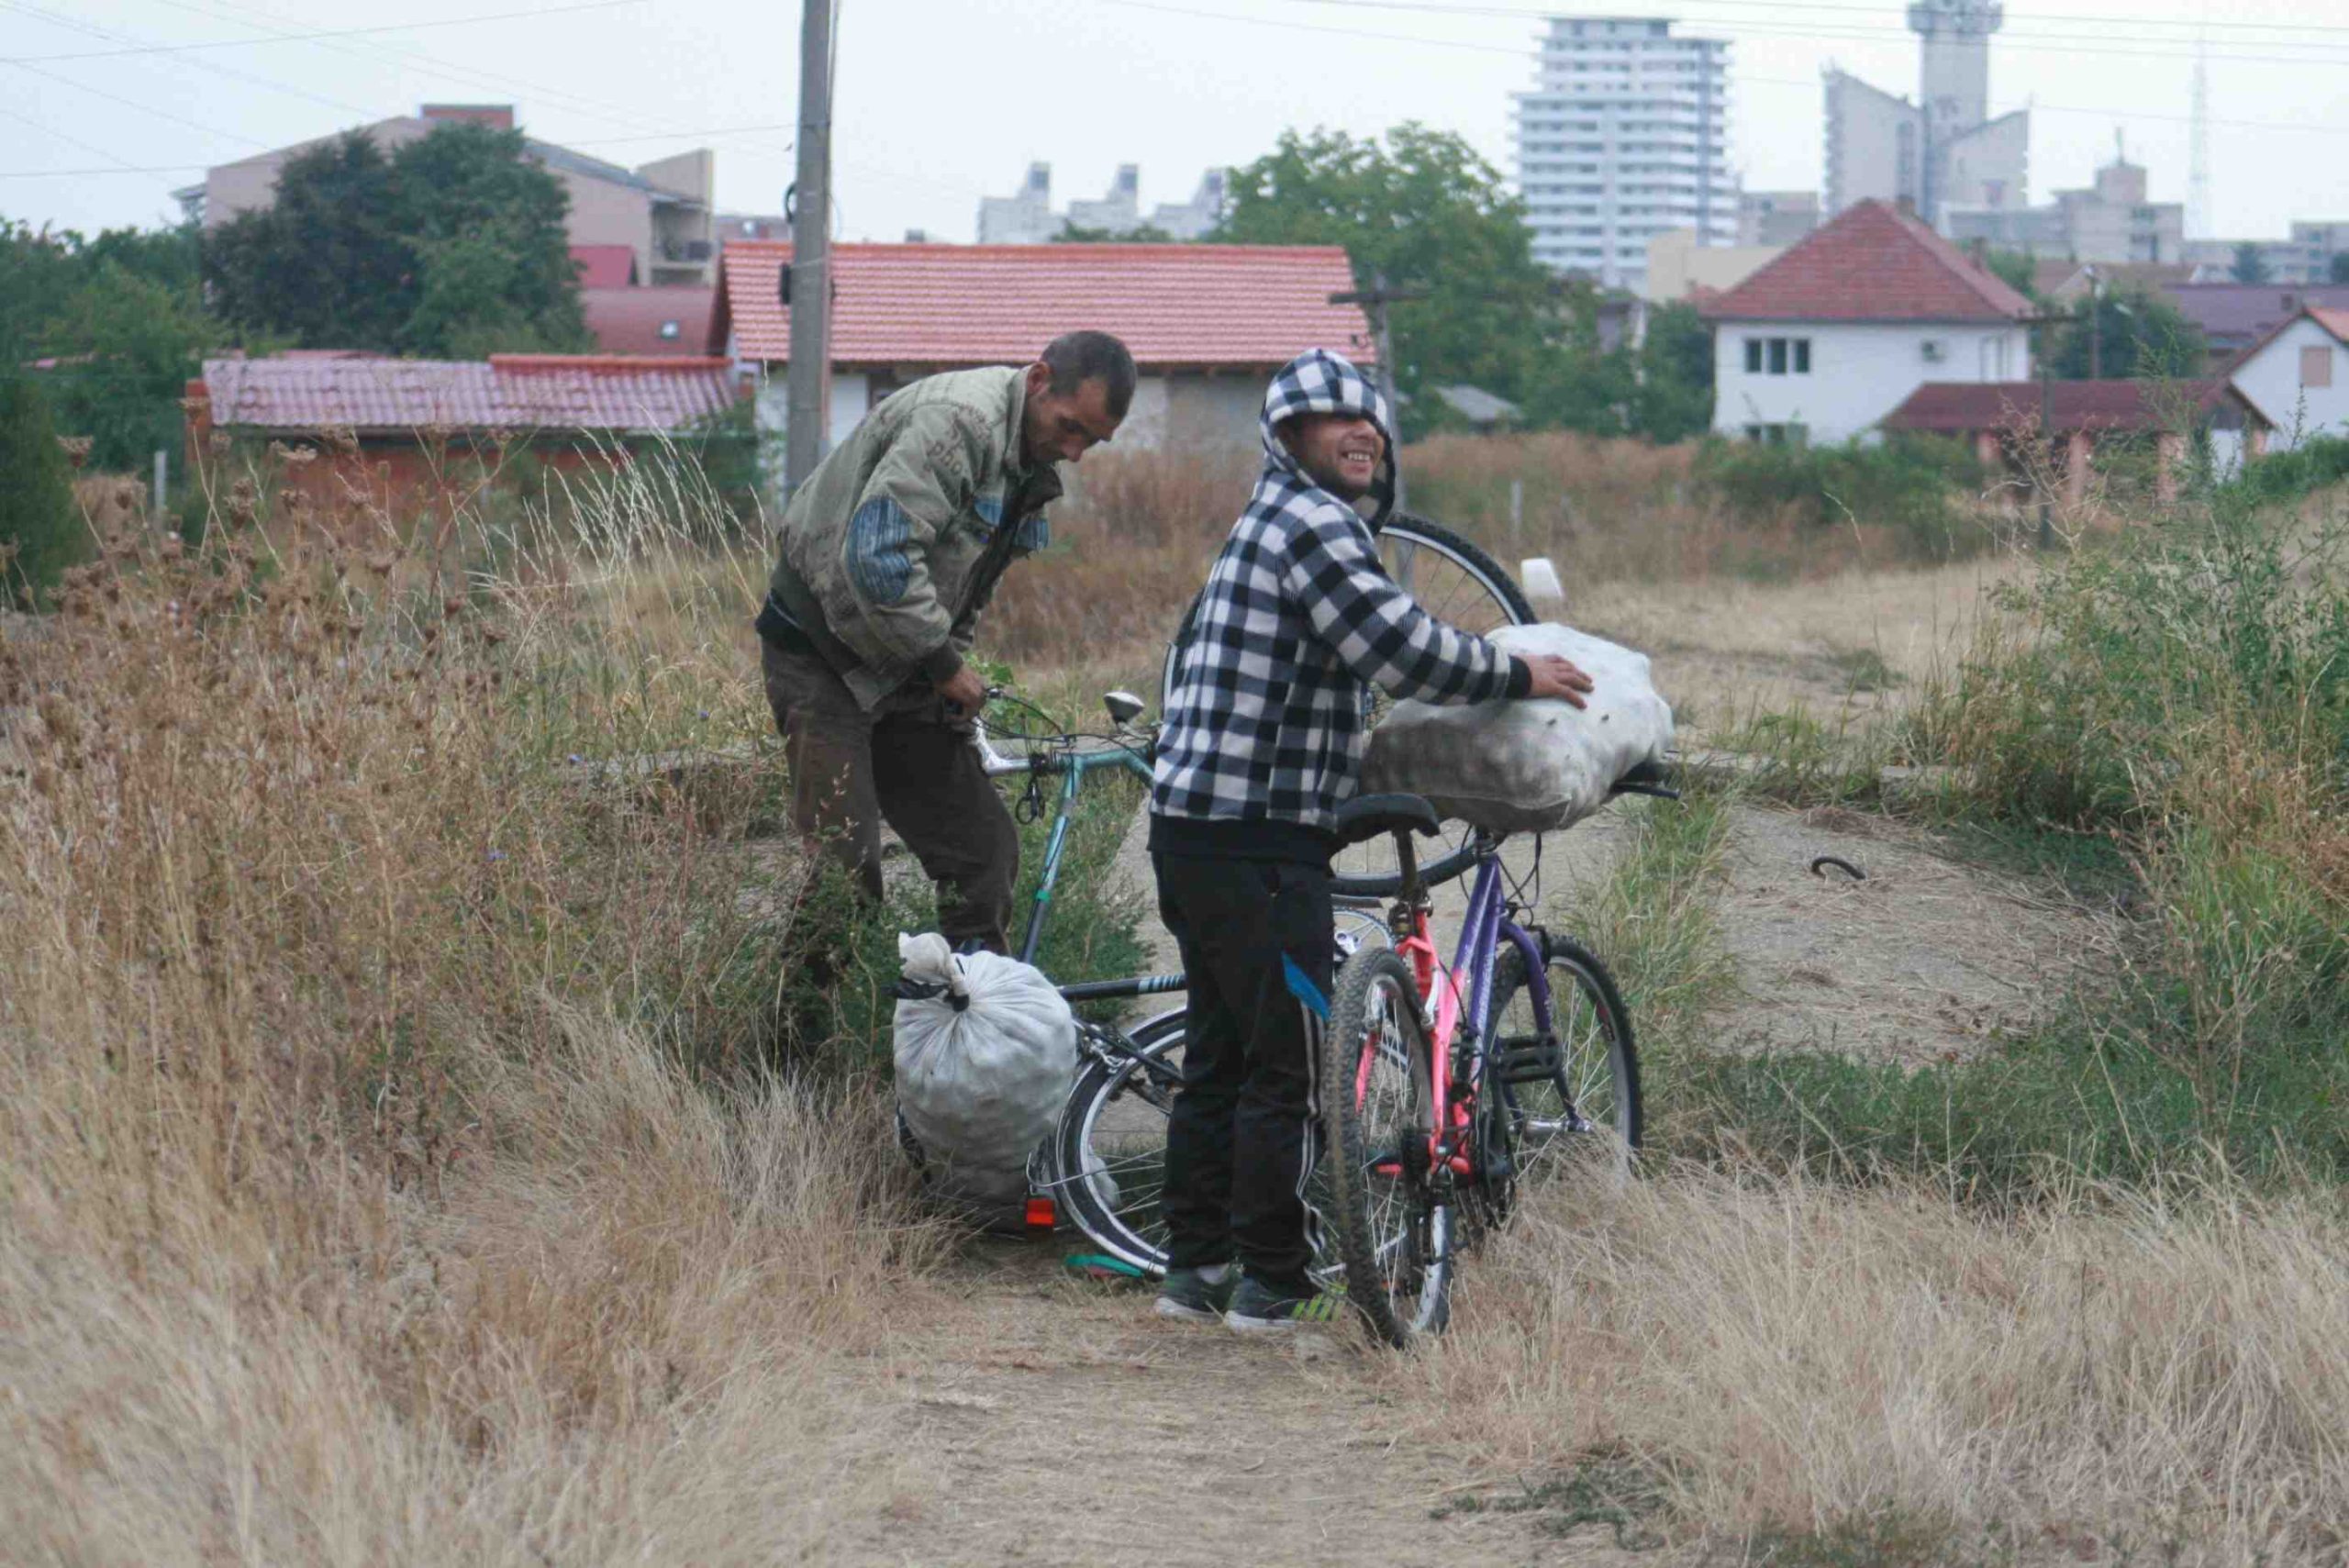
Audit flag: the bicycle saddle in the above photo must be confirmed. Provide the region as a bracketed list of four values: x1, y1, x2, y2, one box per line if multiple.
[1333, 792, 1442, 848]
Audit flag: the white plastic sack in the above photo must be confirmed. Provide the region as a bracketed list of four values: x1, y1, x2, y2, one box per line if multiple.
[892, 933, 1078, 1207]
[1361, 624, 1674, 834]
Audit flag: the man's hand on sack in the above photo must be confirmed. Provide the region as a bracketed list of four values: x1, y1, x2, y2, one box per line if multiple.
[938, 664, 990, 719]
[1522, 654, 1596, 709]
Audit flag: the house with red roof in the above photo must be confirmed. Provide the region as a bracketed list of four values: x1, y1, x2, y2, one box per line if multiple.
[710, 241, 1372, 455]
[184, 352, 744, 514]
[2224, 306, 2349, 453]
[1880, 378, 2270, 504]
[1703, 199, 2034, 445]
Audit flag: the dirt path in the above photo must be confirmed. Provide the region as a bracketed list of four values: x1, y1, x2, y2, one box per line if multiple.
[818, 1240, 1658, 1568]
[823, 796, 2117, 1565]
[1707, 804, 2125, 1064]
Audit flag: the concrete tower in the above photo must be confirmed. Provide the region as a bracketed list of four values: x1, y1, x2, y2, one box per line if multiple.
[1909, 0, 2005, 223]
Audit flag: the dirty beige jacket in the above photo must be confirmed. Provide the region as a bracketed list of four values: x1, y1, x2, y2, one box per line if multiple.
[765, 366, 1063, 710]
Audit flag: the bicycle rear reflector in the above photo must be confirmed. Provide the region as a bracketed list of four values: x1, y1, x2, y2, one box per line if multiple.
[1025, 1196, 1057, 1230]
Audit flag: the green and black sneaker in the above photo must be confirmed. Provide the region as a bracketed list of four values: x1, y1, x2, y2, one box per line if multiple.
[1153, 1264, 1238, 1323]
[1224, 1274, 1345, 1334]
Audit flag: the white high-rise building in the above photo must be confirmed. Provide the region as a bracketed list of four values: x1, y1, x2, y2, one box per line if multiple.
[1512, 17, 1732, 291]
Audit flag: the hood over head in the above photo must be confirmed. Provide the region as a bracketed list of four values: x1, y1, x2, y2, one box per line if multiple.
[1259, 348, 1398, 528]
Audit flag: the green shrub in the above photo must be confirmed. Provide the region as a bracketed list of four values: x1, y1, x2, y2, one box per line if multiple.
[2228, 433, 2349, 506]
[0, 373, 86, 604]
[1693, 434, 1987, 562]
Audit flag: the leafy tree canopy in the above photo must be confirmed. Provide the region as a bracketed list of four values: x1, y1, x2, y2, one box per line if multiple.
[1211, 125, 1577, 439]
[2329, 252, 2349, 286]
[2231, 241, 2274, 284]
[0, 370, 87, 602]
[205, 123, 591, 359]
[1985, 249, 2041, 302]
[1053, 223, 1181, 244]
[2053, 285, 2207, 381]
[1, 218, 221, 472]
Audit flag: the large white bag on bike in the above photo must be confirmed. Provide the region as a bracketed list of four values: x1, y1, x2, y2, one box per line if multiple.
[892, 933, 1078, 1207]
[1361, 624, 1673, 834]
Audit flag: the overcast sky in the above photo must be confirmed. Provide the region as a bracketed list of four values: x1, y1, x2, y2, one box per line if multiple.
[3, 0, 2343, 248]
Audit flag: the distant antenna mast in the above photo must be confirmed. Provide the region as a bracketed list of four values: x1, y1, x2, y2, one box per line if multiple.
[2188, 11, 2211, 240]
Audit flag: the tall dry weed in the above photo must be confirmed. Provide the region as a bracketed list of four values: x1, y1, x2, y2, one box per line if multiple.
[1387, 1165, 2349, 1563]
[1, 443, 942, 1560]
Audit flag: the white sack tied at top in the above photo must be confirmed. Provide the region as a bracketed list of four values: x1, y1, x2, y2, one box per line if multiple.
[891, 933, 1078, 1207]
[1361, 624, 1673, 834]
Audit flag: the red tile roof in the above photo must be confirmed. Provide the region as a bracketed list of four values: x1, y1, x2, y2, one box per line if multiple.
[582, 286, 718, 356]
[2311, 308, 2349, 345]
[1880, 378, 2252, 435]
[570, 244, 639, 289]
[1704, 200, 2032, 324]
[2165, 284, 2349, 348]
[198, 354, 740, 435]
[714, 241, 1374, 368]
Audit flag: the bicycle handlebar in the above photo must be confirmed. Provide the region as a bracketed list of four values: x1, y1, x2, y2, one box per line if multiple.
[971, 686, 1158, 780]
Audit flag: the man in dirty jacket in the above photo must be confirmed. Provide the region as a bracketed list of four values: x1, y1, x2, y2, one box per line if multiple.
[755, 330, 1134, 955]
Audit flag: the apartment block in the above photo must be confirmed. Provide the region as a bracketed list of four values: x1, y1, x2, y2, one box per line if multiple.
[1513, 17, 1733, 291]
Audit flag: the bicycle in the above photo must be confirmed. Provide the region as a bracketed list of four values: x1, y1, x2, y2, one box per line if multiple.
[959, 514, 1545, 1271]
[1319, 767, 1676, 1346]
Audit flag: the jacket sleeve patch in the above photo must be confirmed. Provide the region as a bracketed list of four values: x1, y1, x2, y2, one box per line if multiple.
[846, 496, 915, 606]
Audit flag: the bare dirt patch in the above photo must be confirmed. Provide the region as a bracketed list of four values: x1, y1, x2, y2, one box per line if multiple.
[1708, 804, 2125, 1064]
[814, 1240, 1665, 1568]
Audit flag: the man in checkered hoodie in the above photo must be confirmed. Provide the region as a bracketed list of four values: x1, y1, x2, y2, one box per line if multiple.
[1148, 348, 1593, 1332]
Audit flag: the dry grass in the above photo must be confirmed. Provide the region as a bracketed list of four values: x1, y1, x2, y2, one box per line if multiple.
[2, 445, 951, 1562]
[1386, 1164, 2349, 1563]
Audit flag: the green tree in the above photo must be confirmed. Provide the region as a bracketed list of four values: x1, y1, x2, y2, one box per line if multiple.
[2328, 252, 2349, 285]
[1, 219, 223, 473]
[1211, 125, 1567, 439]
[206, 123, 590, 358]
[0, 373, 86, 603]
[2230, 241, 2274, 284]
[1986, 249, 2041, 302]
[1629, 301, 1714, 442]
[1052, 223, 1180, 243]
[2053, 286, 2207, 380]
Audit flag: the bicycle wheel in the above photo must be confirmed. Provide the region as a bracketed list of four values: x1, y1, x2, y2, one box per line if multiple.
[1050, 1009, 1187, 1275]
[1320, 947, 1453, 1347]
[1486, 934, 1641, 1184]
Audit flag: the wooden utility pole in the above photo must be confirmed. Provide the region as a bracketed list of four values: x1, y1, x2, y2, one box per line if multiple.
[785, 0, 834, 494]
[1329, 272, 1426, 510]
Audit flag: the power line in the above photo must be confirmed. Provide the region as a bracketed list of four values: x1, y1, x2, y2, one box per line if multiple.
[1089, 0, 2349, 137]
[1268, 0, 2349, 41]
[1, 0, 649, 62]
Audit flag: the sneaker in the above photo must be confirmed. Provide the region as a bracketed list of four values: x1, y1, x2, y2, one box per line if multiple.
[1154, 1264, 1237, 1322]
[1224, 1274, 1344, 1334]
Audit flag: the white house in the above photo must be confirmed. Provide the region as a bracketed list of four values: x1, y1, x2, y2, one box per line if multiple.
[1704, 198, 2033, 445]
[2226, 307, 2349, 452]
[709, 241, 1372, 465]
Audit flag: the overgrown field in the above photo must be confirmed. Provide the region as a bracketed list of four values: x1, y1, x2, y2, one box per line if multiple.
[11, 429, 2349, 1565]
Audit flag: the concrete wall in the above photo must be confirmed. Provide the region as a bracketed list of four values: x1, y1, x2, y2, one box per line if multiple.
[2231, 317, 2349, 450]
[1164, 376, 1264, 450]
[1713, 320, 2032, 444]
[201, 117, 434, 228]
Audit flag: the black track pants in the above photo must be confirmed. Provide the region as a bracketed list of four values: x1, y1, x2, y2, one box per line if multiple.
[1152, 851, 1335, 1289]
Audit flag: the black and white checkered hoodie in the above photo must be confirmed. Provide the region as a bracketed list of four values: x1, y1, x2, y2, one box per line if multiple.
[1150, 350, 1528, 862]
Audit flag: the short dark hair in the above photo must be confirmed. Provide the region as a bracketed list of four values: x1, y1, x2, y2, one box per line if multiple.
[1039, 330, 1137, 418]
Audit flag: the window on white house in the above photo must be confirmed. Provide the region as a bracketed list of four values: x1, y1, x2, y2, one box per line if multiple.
[1742, 422, 1807, 447]
[2301, 345, 2334, 388]
[1743, 337, 1810, 375]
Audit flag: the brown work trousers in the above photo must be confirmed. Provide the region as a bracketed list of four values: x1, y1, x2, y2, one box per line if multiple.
[760, 639, 1019, 954]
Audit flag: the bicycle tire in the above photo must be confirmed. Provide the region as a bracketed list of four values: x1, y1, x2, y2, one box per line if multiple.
[1486, 934, 1641, 1184]
[1156, 516, 1542, 898]
[1049, 1009, 1188, 1276]
[1320, 947, 1453, 1347]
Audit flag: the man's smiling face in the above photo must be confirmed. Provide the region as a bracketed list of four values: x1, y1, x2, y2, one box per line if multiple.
[1281, 411, 1385, 502]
